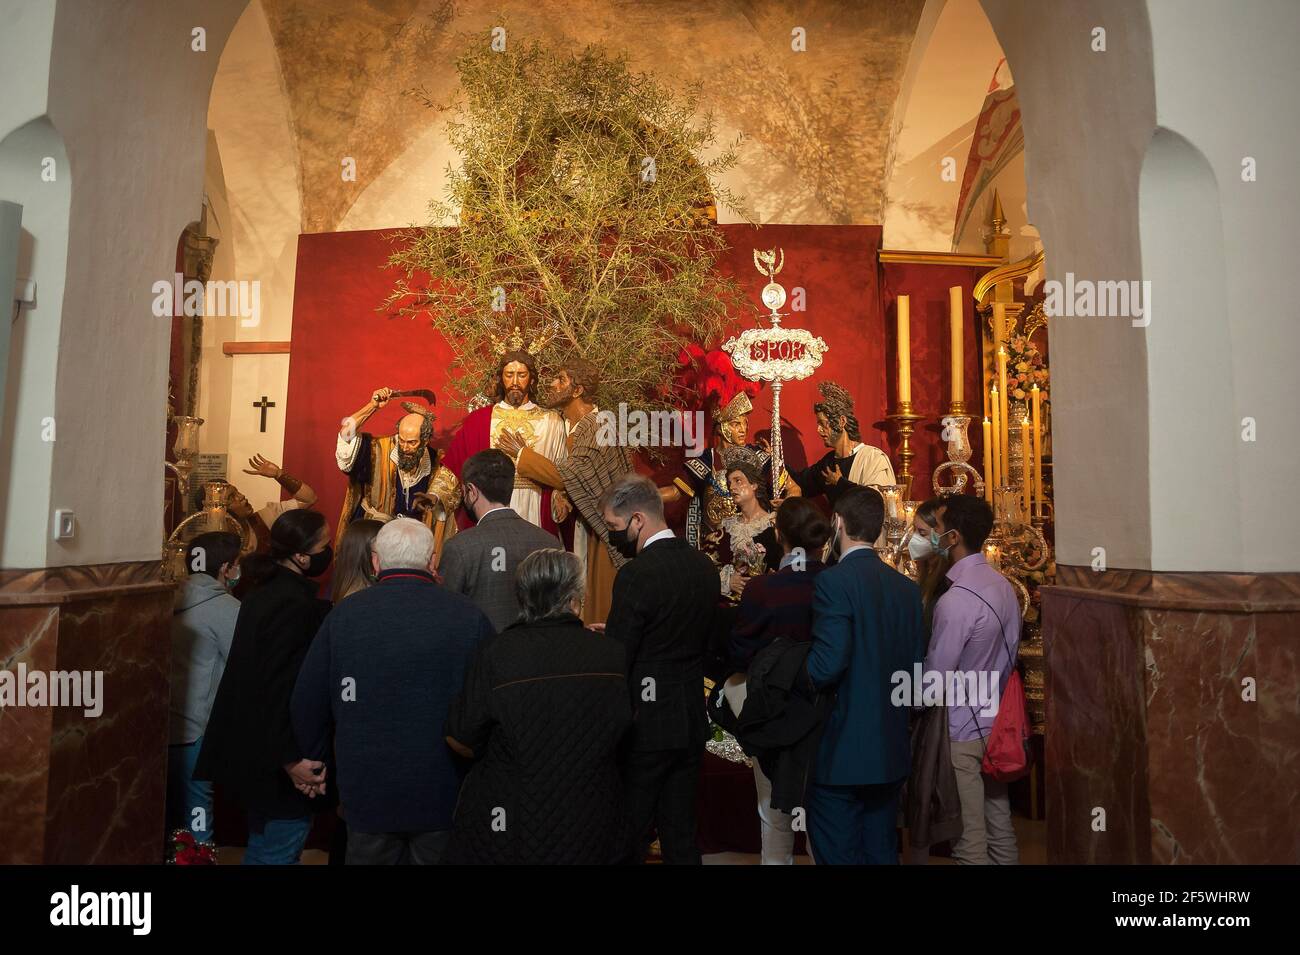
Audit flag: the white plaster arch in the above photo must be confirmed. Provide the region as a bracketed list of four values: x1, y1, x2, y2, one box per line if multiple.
[979, 0, 1157, 571]
[0, 116, 70, 567]
[33, 0, 246, 567]
[1139, 127, 1240, 571]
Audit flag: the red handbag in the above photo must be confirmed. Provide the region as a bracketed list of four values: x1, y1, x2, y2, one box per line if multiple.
[981, 667, 1031, 782]
[951, 585, 1032, 783]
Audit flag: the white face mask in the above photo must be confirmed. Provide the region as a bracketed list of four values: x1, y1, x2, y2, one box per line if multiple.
[908, 533, 935, 560]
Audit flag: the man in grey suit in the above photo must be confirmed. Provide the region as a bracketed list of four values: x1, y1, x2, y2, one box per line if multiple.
[437, 449, 560, 631]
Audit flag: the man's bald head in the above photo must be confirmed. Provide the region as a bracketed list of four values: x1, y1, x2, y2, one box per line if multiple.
[397, 413, 424, 442]
[395, 412, 428, 473]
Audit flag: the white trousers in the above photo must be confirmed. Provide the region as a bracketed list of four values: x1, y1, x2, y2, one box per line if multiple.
[723, 675, 796, 865]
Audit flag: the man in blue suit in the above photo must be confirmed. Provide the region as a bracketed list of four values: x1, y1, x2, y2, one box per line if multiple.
[806, 485, 925, 864]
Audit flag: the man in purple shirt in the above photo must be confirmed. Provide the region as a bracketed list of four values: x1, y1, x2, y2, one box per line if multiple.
[923, 495, 1021, 865]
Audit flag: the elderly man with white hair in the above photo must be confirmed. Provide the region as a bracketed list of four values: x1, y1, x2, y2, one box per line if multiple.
[291, 517, 494, 865]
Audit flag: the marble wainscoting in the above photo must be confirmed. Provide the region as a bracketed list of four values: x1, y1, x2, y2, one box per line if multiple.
[1041, 566, 1300, 864]
[0, 562, 173, 864]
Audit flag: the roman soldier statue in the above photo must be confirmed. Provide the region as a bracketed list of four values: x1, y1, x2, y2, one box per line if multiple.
[661, 347, 790, 555]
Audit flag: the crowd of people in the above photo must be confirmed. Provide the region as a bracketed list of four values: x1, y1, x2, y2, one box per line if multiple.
[168, 449, 1022, 865]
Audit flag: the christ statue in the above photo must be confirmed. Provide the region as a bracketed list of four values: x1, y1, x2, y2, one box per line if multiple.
[442, 349, 568, 534]
[497, 357, 630, 624]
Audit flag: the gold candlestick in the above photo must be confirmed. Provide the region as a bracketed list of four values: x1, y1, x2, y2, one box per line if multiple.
[887, 401, 924, 499]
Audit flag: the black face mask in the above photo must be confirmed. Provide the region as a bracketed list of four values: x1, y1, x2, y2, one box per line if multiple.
[607, 518, 639, 559]
[301, 544, 333, 578]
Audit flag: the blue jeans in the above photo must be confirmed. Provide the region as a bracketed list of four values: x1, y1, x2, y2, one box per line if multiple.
[806, 780, 902, 865]
[243, 813, 313, 865]
[167, 738, 215, 842]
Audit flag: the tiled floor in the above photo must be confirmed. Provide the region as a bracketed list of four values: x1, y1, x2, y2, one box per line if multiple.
[216, 815, 1046, 865]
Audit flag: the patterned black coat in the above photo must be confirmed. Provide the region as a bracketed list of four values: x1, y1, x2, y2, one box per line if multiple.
[444, 614, 630, 864]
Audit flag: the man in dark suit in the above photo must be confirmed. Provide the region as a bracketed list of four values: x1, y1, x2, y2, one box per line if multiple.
[291, 517, 494, 864]
[437, 449, 560, 631]
[601, 473, 717, 864]
[806, 485, 925, 864]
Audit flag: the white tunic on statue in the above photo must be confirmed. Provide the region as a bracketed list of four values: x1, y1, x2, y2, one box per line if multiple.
[489, 400, 568, 529]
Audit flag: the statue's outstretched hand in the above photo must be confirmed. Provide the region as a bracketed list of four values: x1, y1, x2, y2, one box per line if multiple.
[243, 453, 281, 479]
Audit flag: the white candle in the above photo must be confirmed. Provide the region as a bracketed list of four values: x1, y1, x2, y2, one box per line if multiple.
[949, 286, 963, 404]
[990, 384, 1001, 490]
[1031, 384, 1043, 520]
[1021, 416, 1032, 517]
[982, 417, 993, 503]
[897, 295, 911, 405]
[997, 347, 1010, 486]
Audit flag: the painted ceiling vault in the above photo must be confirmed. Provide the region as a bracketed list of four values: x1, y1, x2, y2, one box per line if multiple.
[247, 0, 927, 231]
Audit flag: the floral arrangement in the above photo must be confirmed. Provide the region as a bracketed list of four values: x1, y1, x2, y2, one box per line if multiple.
[167, 829, 217, 865]
[732, 537, 767, 576]
[1005, 333, 1049, 403]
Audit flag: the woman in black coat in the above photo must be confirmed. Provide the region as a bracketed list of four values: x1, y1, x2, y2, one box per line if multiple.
[445, 548, 631, 864]
[196, 509, 334, 864]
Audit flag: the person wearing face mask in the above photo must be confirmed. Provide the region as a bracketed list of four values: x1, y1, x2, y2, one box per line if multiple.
[196, 509, 335, 864]
[907, 498, 956, 641]
[167, 532, 243, 845]
[805, 486, 925, 864]
[923, 494, 1021, 865]
[436, 450, 561, 632]
[600, 473, 719, 864]
[901, 497, 963, 864]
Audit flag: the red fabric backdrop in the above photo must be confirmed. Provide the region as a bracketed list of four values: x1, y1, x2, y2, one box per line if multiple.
[283, 225, 986, 534]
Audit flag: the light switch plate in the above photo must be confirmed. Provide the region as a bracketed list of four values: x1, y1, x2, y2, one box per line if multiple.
[53, 509, 75, 540]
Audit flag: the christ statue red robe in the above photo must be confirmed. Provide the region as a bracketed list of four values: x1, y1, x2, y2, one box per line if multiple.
[441, 398, 567, 534]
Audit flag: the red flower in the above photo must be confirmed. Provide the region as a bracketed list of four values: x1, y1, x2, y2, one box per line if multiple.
[703, 350, 732, 376]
